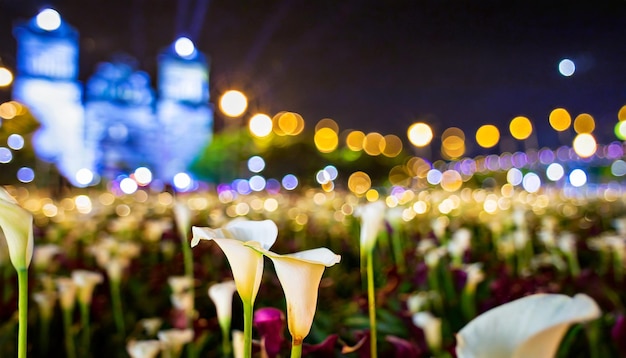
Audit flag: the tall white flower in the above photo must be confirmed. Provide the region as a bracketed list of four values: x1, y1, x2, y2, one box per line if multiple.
[158, 328, 194, 357]
[413, 311, 442, 353]
[354, 201, 386, 254]
[208, 280, 237, 330]
[456, 293, 601, 358]
[127, 340, 162, 358]
[191, 219, 277, 303]
[0, 187, 34, 271]
[247, 244, 341, 345]
[72, 270, 104, 305]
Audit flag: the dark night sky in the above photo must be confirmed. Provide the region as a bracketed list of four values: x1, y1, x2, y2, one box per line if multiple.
[1, 0, 626, 155]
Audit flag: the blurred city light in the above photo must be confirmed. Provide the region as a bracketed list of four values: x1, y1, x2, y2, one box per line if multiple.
[0, 147, 12, 163]
[134, 167, 153, 186]
[619, 105, 626, 121]
[17, 167, 35, 183]
[573, 113, 595, 134]
[348, 171, 371, 195]
[363, 132, 383, 156]
[219, 90, 247, 117]
[7, 134, 24, 150]
[75, 168, 94, 186]
[247, 156, 265, 173]
[407, 122, 433, 147]
[569, 169, 587, 187]
[522, 172, 541, 193]
[173, 37, 195, 58]
[281, 174, 298, 190]
[248, 113, 273, 137]
[36, 8, 62, 31]
[382, 134, 403, 157]
[546, 163, 565, 181]
[173, 172, 192, 190]
[346, 130, 365, 151]
[614, 121, 626, 140]
[572, 133, 597, 158]
[558, 58, 576, 76]
[549, 108, 572, 131]
[509, 116, 533, 140]
[0, 67, 13, 87]
[314, 127, 339, 153]
[120, 177, 138, 194]
[475, 124, 500, 148]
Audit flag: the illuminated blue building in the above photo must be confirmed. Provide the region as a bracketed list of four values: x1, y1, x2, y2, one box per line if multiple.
[12, 9, 213, 186]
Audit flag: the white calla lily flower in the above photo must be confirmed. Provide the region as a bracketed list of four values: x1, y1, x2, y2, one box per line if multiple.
[456, 293, 601, 358]
[126, 340, 162, 358]
[354, 201, 386, 254]
[209, 280, 237, 328]
[191, 220, 277, 302]
[247, 244, 341, 345]
[0, 187, 34, 270]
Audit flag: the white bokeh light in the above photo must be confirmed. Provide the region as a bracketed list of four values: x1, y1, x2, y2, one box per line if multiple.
[558, 58, 575, 77]
[173, 172, 192, 191]
[134, 167, 153, 186]
[569, 169, 587, 187]
[174, 37, 195, 58]
[507, 168, 523, 186]
[75, 168, 94, 186]
[546, 163, 565, 181]
[120, 178, 138, 194]
[247, 156, 266, 173]
[427, 169, 442, 185]
[7, 134, 24, 150]
[36, 8, 62, 31]
[522, 172, 541, 193]
[249, 175, 266, 191]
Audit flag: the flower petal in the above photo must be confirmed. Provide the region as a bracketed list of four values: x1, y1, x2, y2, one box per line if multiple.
[355, 201, 386, 253]
[0, 187, 34, 270]
[224, 219, 278, 250]
[456, 293, 601, 358]
[213, 238, 264, 303]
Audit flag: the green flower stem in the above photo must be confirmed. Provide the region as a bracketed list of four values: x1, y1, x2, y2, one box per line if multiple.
[391, 229, 406, 274]
[110, 278, 125, 335]
[39, 316, 50, 355]
[79, 302, 91, 355]
[219, 318, 232, 357]
[460, 288, 476, 321]
[180, 229, 196, 358]
[62, 307, 76, 358]
[243, 299, 253, 358]
[366, 250, 377, 358]
[17, 268, 28, 358]
[567, 252, 580, 277]
[290, 340, 302, 358]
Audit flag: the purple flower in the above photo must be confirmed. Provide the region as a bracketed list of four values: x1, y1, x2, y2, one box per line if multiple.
[254, 307, 285, 357]
[611, 314, 626, 355]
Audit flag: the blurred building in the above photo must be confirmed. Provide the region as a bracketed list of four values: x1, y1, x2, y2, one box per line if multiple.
[11, 9, 213, 186]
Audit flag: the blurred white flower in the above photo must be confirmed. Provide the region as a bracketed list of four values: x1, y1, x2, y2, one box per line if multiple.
[413, 311, 442, 353]
[33, 244, 62, 271]
[158, 328, 194, 357]
[354, 201, 386, 254]
[456, 293, 601, 358]
[127, 339, 162, 358]
[208, 280, 237, 330]
[72, 269, 104, 305]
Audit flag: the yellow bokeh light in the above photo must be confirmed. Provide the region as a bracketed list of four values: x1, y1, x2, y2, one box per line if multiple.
[475, 124, 500, 148]
[346, 130, 365, 151]
[363, 132, 383, 156]
[219, 90, 248, 117]
[348, 171, 371, 196]
[572, 133, 597, 158]
[407, 122, 433, 147]
[549, 108, 571, 131]
[389, 165, 411, 187]
[0, 101, 18, 120]
[248, 113, 273, 137]
[509, 116, 533, 140]
[618, 105, 626, 121]
[314, 127, 339, 153]
[365, 189, 379, 202]
[381, 134, 403, 157]
[573, 113, 595, 134]
[442, 127, 465, 141]
[441, 135, 465, 159]
[441, 170, 463, 192]
[406, 157, 431, 178]
[315, 118, 339, 133]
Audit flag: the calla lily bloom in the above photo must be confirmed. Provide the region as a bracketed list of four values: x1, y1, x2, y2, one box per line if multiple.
[191, 219, 278, 303]
[0, 187, 34, 271]
[247, 244, 341, 346]
[126, 340, 162, 358]
[354, 201, 386, 254]
[456, 293, 601, 358]
[72, 270, 104, 305]
[209, 280, 237, 330]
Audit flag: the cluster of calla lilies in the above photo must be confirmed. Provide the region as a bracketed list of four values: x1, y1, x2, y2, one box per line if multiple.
[0, 184, 619, 357]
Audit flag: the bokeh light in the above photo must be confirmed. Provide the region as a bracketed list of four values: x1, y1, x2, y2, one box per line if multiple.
[274, 112, 305, 136]
[346, 130, 365, 151]
[572, 133, 597, 158]
[0, 147, 13, 163]
[614, 121, 626, 140]
[281, 174, 298, 190]
[569, 169, 587, 187]
[120, 178, 138, 194]
[475, 124, 500, 148]
[315, 118, 339, 133]
[507, 168, 523, 186]
[407, 122, 433, 147]
[348, 171, 371, 195]
[363, 132, 383, 156]
[441, 127, 465, 159]
[573, 113, 595, 134]
[522, 172, 541, 193]
[219, 90, 248, 117]
[75, 168, 94, 186]
[0, 101, 18, 119]
[314, 127, 339, 153]
[7, 134, 24, 150]
[549, 108, 572, 131]
[173, 172, 192, 190]
[247, 156, 265, 173]
[427, 169, 442, 185]
[619, 105, 626, 121]
[17, 167, 34, 183]
[509, 116, 533, 140]
[134, 167, 153, 186]
[440, 170, 463, 192]
[249, 175, 266, 191]
[36, 8, 61, 31]
[174, 37, 195, 58]
[611, 160, 626, 176]
[546, 163, 565, 181]
[249, 113, 273, 137]
[0, 67, 13, 87]
[381, 134, 403, 157]
[558, 59, 576, 77]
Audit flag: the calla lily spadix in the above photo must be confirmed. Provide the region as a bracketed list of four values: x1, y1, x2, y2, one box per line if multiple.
[456, 293, 601, 358]
[0, 186, 34, 271]
[246, 244, 341, 346]
[191, 219, 277, 302]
